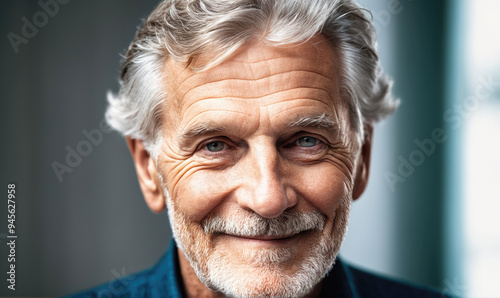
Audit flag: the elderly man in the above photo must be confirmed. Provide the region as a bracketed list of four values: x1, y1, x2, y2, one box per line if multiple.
[72, 0, 447, 297]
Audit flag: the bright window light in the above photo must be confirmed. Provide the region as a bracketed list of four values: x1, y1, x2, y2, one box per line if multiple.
[464, 0, 500, 297]
[464, 103, 500, 298]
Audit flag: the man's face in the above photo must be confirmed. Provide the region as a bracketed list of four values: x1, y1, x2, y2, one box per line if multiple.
[155, 35, 367, 297]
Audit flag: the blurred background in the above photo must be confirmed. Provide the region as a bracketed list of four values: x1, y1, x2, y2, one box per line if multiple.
[0, 0, 499, 296]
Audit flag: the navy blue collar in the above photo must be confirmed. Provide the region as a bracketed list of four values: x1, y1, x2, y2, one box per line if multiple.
[147, 240, 185, 297]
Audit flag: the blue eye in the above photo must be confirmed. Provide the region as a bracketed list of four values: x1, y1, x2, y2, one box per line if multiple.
[205, 141, 225, 152]
[296, 136, 318, 147]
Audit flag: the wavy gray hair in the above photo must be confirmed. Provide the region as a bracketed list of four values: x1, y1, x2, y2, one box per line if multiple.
[106, 0, 398, 158]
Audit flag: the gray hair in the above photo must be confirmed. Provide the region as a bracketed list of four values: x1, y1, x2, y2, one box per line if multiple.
[106, 0, 398, 158]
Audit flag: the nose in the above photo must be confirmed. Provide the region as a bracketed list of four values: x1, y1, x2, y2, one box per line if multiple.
[236, 142, 296, 218]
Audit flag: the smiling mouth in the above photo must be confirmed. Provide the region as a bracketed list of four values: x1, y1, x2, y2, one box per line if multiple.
[225, 230, 310, 242]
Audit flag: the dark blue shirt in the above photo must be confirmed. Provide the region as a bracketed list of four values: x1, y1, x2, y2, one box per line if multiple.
[69, 241, 449, 297]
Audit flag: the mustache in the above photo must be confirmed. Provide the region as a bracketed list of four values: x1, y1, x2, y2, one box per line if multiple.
[201, 209, 326, 237]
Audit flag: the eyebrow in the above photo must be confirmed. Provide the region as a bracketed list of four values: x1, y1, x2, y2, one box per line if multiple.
[181, 124, 226, 140]
[288, 113, 340, 134]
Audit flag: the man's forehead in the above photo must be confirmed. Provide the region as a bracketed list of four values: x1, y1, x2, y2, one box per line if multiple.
[163, 34, 339, 93]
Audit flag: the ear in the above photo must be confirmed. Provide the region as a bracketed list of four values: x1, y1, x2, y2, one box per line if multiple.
[126, 137, 166, 213]
[352, 125, 373, 201]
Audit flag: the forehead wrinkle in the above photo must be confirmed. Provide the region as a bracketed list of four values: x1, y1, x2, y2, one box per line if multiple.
[272, 100, 333, 118]
[180, 96, 249, 120]
[179, 87, 334, 121]
[183, 84, 333, 107]
[178, 69, 334, 106]
[231, 56, 297, 64]
[178, 57, 306, 86]
[180, 82, 335, 117]
[164, 58, 192, 87]
[232, 37, 336, 65]
[175, 54, 335, 92]
[164, 63, 199, 111]
[258, 93, 334, 111]
[188, 69, 331, 85]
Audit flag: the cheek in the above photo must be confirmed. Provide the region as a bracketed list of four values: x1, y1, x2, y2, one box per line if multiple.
[165, 164, 233, 222]
[291, 163, 351, 218]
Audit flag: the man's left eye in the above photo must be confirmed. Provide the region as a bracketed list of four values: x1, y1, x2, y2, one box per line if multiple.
[296, 136, 319, 147]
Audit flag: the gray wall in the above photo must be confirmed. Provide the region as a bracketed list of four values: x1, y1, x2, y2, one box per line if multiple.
[0, 0, 456, 296]
[1, 1, 171, 296]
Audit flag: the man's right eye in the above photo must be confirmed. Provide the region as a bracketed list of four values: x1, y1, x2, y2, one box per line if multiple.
[204, 141, 226, 152]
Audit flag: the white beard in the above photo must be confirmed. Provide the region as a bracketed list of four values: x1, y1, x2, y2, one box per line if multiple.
[162, 184, 350, 298]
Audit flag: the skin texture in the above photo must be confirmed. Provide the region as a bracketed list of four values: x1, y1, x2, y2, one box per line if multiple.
[127, 35, 372, 297]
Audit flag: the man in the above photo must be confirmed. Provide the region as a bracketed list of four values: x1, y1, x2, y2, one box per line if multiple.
[72, 0, 448, 297]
